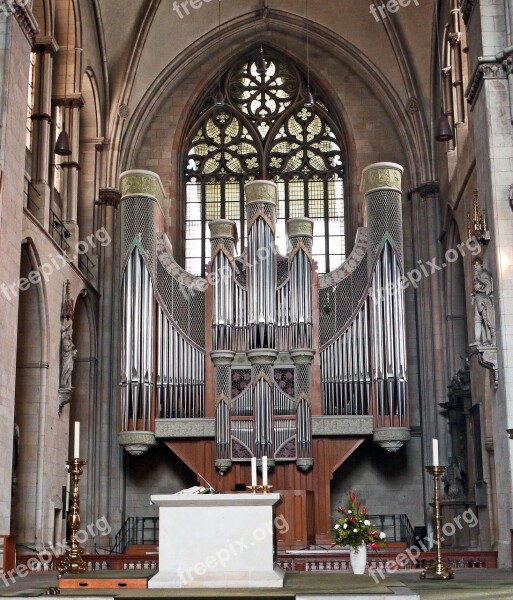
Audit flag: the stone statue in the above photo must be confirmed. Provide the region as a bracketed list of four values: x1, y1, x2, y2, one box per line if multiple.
[60, 318, 77, 390]
[471, 259, 496, 346]
[442, 456, 465, 499]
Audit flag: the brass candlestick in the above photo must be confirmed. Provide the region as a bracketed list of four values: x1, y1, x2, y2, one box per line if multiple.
[420, 465, 455, 580]
[261, 484, 273, 494]
[58, 459, 88, 575]
[246, 485, 261, 494]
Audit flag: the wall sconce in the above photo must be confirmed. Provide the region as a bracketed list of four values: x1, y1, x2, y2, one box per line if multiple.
[467, 190, 490, 244]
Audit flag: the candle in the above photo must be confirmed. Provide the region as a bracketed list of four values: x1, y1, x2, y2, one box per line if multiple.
[432, 439, 439, 467]
[251, 457, 257, 488]
[66, 472, 71, 511]
[262, 456, 268, 487]
[74, 421, 80, 459]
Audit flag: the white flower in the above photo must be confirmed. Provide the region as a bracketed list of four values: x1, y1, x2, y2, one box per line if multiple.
[364, 520, 371, 526]
[334, 524, 340, 530]
[348, 510, 352, 514]
[343, 524, 347, 530]
[353, 529, 358, 533]
[379, 532, 386, 540]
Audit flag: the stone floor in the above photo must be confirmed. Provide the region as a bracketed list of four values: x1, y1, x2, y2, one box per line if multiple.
[0, 570, 512, 599]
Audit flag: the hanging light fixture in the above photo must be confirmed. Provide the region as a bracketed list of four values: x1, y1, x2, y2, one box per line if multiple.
[435, 110, 454, 142]
[256, 44, 267, 75]
[434, 5, 453, 143]
[54, 0, 72, 156]
[304, 0, 314, 107]
[213, 0, 224, 107]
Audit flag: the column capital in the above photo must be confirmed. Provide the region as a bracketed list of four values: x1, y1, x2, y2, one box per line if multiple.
[34, 35, 59, 53]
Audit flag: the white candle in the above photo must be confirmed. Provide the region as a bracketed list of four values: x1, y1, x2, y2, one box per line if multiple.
[262, 456, 268, 487]
[432, 439, 439, 467]
[66, 472, 71, 511]
[251, 457, 257, 488]
[74, 421, 80, 459]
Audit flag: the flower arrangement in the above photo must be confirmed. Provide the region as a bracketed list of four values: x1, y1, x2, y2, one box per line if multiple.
[332, 491, 387, 552]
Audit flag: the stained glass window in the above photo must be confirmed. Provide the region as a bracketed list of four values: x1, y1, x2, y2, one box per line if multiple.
[184, 50, 345, 276]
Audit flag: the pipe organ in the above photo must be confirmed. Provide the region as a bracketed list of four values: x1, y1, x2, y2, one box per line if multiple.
[118, 162, 410, 466]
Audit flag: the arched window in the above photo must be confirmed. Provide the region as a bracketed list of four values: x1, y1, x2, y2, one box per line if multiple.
[184, 49, 345, 276]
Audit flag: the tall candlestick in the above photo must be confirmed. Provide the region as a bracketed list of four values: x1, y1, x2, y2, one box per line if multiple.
[262, 456, 268, 487]
[74, 422, 80, 459]
[251, 457, 257, 488]
[432, 439, 439, 466]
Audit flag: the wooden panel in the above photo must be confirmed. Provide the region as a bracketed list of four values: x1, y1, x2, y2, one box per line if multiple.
[59, 577, 148, 589]
[165, 436, 365, 547]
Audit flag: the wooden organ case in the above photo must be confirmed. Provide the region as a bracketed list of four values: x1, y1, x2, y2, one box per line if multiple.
[118, 163, 410, 547]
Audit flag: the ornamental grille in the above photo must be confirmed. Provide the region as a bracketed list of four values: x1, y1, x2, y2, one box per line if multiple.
[295, 364, 311, 397]
[277, 255, 289, 287]
[367, 189, 403, 267]
[319, 262, 369, 347]
[289, 236, 313, 254]
[184, 49, 346, 277]
[156, 260, 205, 348]
[215, 365, 231, 399]
[122, 196, 156, 264]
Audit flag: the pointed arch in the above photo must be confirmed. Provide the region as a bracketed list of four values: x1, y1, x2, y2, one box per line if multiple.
[182, 48, 347, 277]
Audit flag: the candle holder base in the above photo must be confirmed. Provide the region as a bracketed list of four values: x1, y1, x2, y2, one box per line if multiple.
[261, 485, 273, 494]
[420, 560, 455, 580]
[246, 485, 261, 494]
[57, 548, 88, 576]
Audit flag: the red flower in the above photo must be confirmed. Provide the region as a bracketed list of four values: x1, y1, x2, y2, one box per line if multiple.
[341, 509, 347, 514]
[368, 543, 378, 550]
[362, 507, 367, 515]
[351, 492, 357, 503]
[348, 517, 355, 524]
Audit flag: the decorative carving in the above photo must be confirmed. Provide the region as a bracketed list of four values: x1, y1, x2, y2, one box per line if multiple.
[319, 227, 368, 288]
[361, 163, 403, 195]
[244, 181, 278, 205]
[59, 282, 76, 412]
[468, 345, 499, 389]
[118, 104, 130, 119]
[461, 0, 476, 25]
[466, 61, 508, 107]
[406, 97, 419, 113]
[8, 0, 39, 44]
[209, 220, 238, 241]
[471, 259, 496, 346]
[120, 170, 165, 205]
[442, 456, 466, 499]
[286, 217, 314, 238]
[373, 427, 411, 452]
[156, 233, 207, 290]
[98, 187, 121, 207]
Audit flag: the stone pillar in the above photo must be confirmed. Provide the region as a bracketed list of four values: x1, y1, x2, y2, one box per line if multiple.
[407, 182, 448, 511]
[464, 0, 513, 567]
[30, 35, 59, 229]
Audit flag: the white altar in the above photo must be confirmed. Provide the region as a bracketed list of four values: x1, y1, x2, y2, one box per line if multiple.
[148, 493, 285, 589]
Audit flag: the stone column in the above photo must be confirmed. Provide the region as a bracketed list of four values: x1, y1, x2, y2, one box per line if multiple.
[464, 0, 513, 567]
[30, 35, 59, 228]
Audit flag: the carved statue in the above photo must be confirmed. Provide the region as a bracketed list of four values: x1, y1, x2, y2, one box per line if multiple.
[471, 259, 496, 346]
[60, 318, 77, 390]
[442, 456, 466, 499]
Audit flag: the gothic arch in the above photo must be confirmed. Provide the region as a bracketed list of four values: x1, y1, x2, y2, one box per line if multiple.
[115, 11, 428, 190]
[12, 240, 50, 544]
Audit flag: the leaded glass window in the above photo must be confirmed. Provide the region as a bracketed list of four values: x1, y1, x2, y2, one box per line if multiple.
[184, 50, 346, 276]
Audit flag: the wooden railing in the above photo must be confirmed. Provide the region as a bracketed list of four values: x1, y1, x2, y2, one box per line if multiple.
[0, 536, 15, 574]
[15, 549, 497, 575]
[276, 549, 498, 572]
